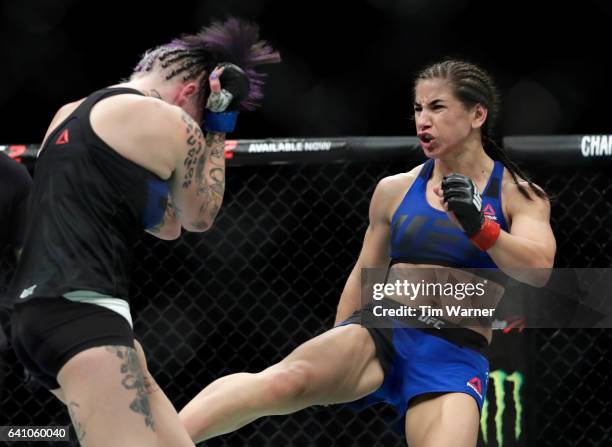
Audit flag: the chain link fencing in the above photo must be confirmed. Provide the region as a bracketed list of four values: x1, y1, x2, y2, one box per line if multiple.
[1, 157, 611, 446]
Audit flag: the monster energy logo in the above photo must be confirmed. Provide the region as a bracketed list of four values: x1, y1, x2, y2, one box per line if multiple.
[480, 370, 524, 447]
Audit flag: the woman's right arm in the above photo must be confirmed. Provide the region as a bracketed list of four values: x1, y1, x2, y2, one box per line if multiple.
[334, 178, 394, 325]
[168, 111, 227, 233]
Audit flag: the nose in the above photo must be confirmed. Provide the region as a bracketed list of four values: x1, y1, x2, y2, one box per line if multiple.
[415, 111, 432, 132]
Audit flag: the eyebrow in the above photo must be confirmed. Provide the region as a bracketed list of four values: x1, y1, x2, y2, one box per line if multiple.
[413, 99, 445, 107]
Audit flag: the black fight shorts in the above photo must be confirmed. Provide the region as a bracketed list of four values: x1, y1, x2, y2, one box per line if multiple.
[11, 297, 134, 390]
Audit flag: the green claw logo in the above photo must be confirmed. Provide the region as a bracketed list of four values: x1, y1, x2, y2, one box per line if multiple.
[480, 370, 524, 447]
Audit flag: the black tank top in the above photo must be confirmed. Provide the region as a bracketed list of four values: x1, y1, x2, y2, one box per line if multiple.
[8, 88, 169, 306]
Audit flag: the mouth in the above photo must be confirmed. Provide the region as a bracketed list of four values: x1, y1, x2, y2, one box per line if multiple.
[417, 133, 436, 148]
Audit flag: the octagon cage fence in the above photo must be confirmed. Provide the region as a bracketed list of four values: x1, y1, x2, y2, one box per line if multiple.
[1, 135, 611, 446]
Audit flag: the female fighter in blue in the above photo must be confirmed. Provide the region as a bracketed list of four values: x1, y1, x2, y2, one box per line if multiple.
[179, 59, 556, 447]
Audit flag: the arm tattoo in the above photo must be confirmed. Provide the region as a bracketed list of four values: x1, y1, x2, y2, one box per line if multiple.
[147, 195, 181, 235]
[209, 137, 225, 160]
[181, 112, 205, 190]
[67, 401, 86, 442]
[179, 111, 226, 228]
[190, 134, 225, 227]
[167, 196, 182, 219]
[205, 167, 225, 217]
[106, 346, 156, 431]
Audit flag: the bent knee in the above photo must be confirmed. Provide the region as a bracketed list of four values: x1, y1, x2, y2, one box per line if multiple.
[264, 361, 314, 401]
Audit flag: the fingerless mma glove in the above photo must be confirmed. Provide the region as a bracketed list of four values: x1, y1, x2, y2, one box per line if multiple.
[204, 63, 250, 133]
[441, 173, 500, 251]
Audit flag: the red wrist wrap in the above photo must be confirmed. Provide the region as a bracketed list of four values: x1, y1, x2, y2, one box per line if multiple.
[469, 219, 500, 251]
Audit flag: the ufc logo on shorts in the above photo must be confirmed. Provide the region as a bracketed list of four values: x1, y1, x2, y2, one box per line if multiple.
[417, 314, 445, 329]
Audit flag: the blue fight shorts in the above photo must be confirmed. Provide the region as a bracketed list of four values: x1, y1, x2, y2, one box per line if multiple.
[339, 309, 490, 415]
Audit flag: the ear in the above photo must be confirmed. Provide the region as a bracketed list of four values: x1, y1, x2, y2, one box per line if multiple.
[471, 103, 488, 130]
[175, 82, 199, 106]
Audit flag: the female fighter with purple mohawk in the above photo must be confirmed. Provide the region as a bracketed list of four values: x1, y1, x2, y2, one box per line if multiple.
[8, 18, 279, 447]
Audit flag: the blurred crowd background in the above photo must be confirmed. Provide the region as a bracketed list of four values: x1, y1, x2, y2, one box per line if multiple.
[1, 0, 610, 144]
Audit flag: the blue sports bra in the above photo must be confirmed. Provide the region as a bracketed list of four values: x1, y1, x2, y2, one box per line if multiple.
[389, 159, 509, 268]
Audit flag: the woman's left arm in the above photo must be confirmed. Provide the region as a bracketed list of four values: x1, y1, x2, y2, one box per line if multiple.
[487, 182, 556, 286]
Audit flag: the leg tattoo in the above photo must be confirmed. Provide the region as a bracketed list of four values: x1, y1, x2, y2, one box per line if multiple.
[106, 347, 156, 431]
[143, 372, 161, 395]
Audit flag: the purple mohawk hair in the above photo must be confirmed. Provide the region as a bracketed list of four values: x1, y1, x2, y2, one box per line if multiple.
[181, 18, 281, 109]
[134, 18, 280, 110]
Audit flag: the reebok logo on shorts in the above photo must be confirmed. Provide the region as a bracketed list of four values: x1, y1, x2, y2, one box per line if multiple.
[467, 377, 483, 400]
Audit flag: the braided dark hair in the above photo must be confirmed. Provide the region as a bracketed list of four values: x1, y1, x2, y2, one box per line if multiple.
[415, 59, 547, 200]
[132, 17, 280, 111]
